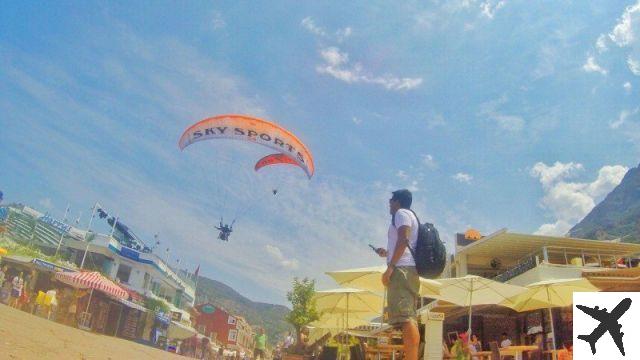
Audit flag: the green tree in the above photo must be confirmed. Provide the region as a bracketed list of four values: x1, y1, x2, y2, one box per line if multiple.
[285, 277, 319, 352]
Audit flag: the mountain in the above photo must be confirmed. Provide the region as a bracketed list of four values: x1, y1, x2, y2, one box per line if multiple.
[570, 163, 640, 242]
[195, 275, 292, 345]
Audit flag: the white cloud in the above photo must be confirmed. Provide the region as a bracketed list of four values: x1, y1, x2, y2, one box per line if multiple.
[211, 11, 226, 30]
[453, 172, 473, 184]
[480, 1, 506, 19]
[301, 17, 352, 43]
[421, 154, 437, 169]
[582, 56, 608, 75]
[265, 245, 300, 270]
[478, 96, 525, 132]
[610, 108, 639, 129]
[336, 27, 353, 42]
[628, 56, 640, 75]
[596, 34, 609, 53]
[530, 161, 583, 188]
[301, 17, 327, 37]
[531, 162, 628, 236]
[352, 116, 362, 125]
[316, 47, 423, 90]
[396, 170, 409, 180]
[39, 198, 53, 209]
[624, 82, 632, 92]
[426, 113, 446, 129]
[608, 1, 640, 47]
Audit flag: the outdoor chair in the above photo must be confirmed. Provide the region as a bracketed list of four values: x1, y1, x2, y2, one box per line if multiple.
[489, 342, 502, 360]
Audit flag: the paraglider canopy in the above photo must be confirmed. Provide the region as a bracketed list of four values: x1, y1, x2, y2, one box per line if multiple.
[178, 114, 314, 178]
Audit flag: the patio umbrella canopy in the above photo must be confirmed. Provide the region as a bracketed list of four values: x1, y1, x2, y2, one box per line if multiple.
[502, 278, 599, 350]
[314, 288, 382, 331]
[326, 265, 441, 296]
[430, 275, 527, 335]
[503, 278, 599, 312]
[55, 271, 128, 299]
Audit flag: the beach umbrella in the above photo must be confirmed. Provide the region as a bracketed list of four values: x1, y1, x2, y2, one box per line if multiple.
[502, 278, 599, 350]
[326, 265, 441, 296]
[314, 289, 382, 333]
[430, 275, 527, 336]
[55, 271, 128, 325]
[55, 271, 128, 299]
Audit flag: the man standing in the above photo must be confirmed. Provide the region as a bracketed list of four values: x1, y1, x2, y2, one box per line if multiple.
[254, 328, 267, 360]
[377, 189, 421, 360]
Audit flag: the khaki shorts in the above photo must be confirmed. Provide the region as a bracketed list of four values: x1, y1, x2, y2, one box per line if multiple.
[387, 266, 420, 326]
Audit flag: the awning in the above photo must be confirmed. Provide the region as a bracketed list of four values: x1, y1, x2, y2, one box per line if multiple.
[55, 271, 128, 299]
[167, 320, 197, 340]
[116, 297, 147, 312]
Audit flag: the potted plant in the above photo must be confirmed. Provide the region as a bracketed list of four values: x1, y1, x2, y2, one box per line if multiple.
[284, 277, 319, 360]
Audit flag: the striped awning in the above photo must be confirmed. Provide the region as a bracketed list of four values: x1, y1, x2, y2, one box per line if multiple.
[55, 271, 128, 299]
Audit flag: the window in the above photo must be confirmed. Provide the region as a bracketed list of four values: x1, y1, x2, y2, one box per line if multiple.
[228, 329, 238, 342]
[116, 264, 132, 284]
[228, 316, 236, 325]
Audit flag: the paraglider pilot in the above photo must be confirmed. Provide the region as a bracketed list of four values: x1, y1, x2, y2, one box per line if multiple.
[215, 219, 233, 241]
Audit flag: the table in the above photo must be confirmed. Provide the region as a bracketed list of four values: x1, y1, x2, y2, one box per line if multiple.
[366, 344, 404, 360]
[501, 345, 539, 360]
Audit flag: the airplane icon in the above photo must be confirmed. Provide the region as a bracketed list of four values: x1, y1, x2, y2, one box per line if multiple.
[576, 297, 632, 356]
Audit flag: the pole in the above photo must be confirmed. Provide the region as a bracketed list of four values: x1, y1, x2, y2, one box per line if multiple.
[81, 202, 99, 269]
[467, 279, 474, 336]
[547, 288, 557, 350]
[55, 204, 70, 257]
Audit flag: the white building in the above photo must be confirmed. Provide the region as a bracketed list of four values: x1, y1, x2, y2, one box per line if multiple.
[3, 205, 196, 311]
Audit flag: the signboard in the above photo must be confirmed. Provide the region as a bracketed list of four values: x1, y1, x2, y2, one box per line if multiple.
[120, 247, 141, 261]
[32, 258, 75, 273]
[38, 214, 71, 234]
[171, 311, 182, 322]
[202, 304, 216, 314]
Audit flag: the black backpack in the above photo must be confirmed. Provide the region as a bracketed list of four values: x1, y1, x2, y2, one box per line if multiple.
[393, 209, 446, 278]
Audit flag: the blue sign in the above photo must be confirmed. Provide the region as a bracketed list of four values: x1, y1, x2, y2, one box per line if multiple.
[39, 214, 71, 234]
[32, 258, 75, 273]
[120, 246, 141, 261]
[0, 207, 7, 221]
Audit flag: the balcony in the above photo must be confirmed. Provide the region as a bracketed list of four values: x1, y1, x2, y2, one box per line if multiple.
[493, 246, 639, 283]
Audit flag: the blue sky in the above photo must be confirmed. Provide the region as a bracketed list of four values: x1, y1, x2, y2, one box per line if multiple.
[1, 1, 640, 305]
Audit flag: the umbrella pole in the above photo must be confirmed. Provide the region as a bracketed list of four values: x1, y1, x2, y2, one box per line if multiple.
[467, 279, 474, 337]
[547, 289, 557, 350]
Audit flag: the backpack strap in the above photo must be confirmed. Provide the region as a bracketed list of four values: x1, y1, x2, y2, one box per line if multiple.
[392, 209, 420, 263]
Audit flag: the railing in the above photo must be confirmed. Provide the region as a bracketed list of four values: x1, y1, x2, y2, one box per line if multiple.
[493, 254, 537, 282]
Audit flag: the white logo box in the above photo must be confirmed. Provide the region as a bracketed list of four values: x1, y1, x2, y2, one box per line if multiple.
[573, 292, 640, 360]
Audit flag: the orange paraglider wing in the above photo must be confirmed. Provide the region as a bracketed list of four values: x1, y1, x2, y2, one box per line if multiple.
[254, 153, 300, 172]
[178, 114, 314, 178]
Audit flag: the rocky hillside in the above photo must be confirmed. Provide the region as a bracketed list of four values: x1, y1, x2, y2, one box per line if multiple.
[195, 275, 291, 345]
[570, 163, 640, 242]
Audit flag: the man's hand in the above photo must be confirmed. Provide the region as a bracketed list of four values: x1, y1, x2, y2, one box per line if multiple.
[382, 266, 394, 287]
[376, 248, 388, 258]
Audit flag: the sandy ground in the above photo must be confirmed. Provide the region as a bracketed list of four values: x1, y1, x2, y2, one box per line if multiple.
[0, 303, 181, 359]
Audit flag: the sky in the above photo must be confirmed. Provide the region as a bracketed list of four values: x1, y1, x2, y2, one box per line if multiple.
[1, 1, 640, 305]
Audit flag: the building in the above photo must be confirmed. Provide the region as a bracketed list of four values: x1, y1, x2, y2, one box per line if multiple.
[193, 303, 255, 353]
[439, 228, 640, 349]
[2, 205, 196, 313]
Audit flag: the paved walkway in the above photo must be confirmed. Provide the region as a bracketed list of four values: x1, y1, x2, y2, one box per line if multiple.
[0, 303, 179, 359]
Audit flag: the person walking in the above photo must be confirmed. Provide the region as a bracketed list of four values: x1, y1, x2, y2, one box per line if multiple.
[376, 189, 421, 360]
[9, 272, 24, 309]
[254, 328, 267, 360]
